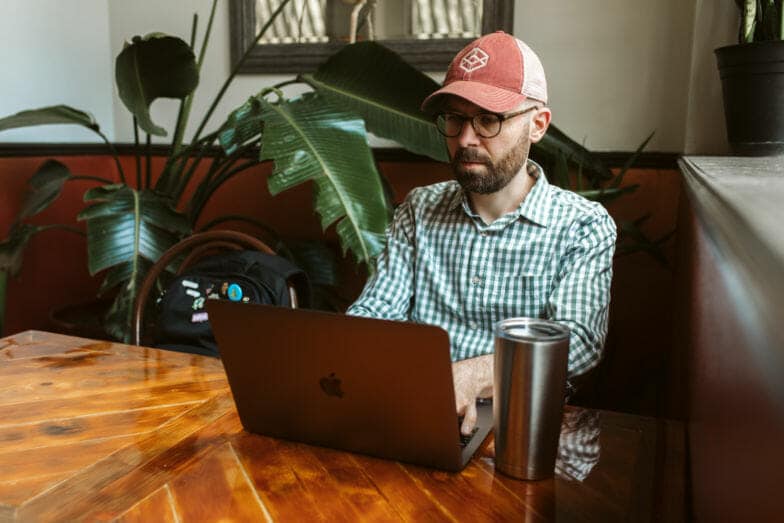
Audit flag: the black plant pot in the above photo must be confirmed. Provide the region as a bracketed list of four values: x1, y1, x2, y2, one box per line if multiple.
[715, 41, 784, 156]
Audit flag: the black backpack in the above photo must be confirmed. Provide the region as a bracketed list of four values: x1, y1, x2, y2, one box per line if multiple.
[152, 250, 310, 357]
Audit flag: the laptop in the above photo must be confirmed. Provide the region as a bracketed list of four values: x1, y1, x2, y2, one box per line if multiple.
[206, 301, 493, 472]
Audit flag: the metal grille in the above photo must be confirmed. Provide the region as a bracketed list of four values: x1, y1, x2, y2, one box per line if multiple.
[411, 0, 483, 39]
[255, 0, 329, 43]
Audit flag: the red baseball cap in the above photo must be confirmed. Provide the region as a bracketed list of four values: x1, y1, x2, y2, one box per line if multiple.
[421, 31, 548, 114]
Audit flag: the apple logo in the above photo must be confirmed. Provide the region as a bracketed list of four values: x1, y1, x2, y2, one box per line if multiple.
[319, 372, 344, 398]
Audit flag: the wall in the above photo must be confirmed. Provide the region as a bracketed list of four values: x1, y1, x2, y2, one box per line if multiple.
[683, 0, 739, 154]
[515, 0, 697, 152]
[0, 1, 741, 153]
[0, 1, 114, 142]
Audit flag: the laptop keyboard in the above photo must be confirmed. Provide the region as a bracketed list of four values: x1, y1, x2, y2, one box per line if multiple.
[459, 427, 479, 448]
[458, 398, 490, 447]
[457, 414, 479, 447]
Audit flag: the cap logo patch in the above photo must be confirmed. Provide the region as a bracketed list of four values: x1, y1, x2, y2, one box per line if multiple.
[460, 47, 489, 73]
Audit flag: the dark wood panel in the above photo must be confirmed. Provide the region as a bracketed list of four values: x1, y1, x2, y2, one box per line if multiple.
[0, 143, 680, 169]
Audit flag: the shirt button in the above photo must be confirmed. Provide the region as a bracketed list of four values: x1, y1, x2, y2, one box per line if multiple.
[471, 275, 481, 285]
[480, 231, 488, 237]
[469, 321, 479, 330]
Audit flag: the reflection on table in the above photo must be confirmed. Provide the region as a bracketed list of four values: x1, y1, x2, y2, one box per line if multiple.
[0, 331, 684, 522]
[556, 409, 601, 482]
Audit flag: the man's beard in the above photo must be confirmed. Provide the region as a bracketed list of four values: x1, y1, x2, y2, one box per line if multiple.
[451, 137, 530, 195]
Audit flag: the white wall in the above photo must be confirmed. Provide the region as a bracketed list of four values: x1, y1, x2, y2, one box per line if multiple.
[0, 0, 742, 153]
[515, 0, 698, 152]
[0, 0, 114, 142]
[684, 0, 739, 155]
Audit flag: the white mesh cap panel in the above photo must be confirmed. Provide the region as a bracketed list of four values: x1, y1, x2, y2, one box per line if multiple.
[516, 39, 548, 104]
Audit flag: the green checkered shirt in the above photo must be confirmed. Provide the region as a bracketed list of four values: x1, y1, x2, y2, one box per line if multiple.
[347, 161, 616, 378]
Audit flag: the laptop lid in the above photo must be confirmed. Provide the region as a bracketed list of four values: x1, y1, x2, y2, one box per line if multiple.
[207, 301, 491, 471]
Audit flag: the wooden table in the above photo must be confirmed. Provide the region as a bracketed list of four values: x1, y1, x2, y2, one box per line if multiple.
[0, 331, 685, 522]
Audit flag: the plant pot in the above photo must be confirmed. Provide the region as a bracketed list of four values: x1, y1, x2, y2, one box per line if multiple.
[715, 41, 784, 156]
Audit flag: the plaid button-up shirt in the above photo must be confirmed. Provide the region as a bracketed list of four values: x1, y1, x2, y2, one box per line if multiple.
[347, 161, 616, 378]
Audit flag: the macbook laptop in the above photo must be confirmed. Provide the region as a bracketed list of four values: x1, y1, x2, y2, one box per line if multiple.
[207, 301, 492, 471]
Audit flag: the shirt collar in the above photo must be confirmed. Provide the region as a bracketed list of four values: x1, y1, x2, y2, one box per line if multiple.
[449, 159, 551, 228]
[516, 160, 550, 227]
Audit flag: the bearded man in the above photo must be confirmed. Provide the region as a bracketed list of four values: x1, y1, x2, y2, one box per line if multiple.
[347, 32, 617, 435]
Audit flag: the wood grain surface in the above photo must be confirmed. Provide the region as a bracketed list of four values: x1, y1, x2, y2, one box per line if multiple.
[0, 331, 684, 522]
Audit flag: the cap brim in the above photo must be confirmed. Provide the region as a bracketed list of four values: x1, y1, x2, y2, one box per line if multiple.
[421, 81, 528, 114]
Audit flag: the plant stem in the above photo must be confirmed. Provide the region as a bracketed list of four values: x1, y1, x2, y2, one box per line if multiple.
[172, 144, 212, 202]
[165, 1, 220, 195]
[273, 78, 303, 90]
[133, 118, 141, 189]
[190, 12, 198, 48]
[190, 159, 259, 224]
[196, 0, 217, 70]
[156, 130, 220, 194]
[70, 175, 114, 184]
[0, 270, 6, 337]
[38, 224, 86, 236]
[170, 6, 212, 159]
[197, 215, 279, 242]
[145, 133, 152, 189]
[96, 130, 126, 184]
[190, 0, 293, 144]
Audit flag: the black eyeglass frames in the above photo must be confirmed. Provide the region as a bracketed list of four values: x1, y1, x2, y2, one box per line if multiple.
[434, 106, 539, 138]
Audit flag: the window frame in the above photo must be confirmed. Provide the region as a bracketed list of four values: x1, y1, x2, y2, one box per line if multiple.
[229, 0, 515, 73]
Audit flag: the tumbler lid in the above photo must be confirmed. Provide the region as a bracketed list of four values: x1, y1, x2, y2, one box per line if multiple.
[494, 317, 570, 342]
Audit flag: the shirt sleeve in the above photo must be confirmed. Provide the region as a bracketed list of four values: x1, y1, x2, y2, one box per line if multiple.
[545, 208, 617, 379]
[345, 195, 417, 321]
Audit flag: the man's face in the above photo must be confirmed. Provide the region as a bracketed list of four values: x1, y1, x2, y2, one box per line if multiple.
[443, 97, 534, 195]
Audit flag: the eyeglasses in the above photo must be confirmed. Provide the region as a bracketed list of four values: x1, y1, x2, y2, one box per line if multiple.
[434, 106, 538, 138]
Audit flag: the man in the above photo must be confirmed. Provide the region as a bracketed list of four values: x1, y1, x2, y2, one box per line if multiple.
[347, 32, 617, 435]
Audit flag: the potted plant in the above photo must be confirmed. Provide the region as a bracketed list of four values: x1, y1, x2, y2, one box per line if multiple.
[716, 0, 784, 155]
[0, 0, 657, 340]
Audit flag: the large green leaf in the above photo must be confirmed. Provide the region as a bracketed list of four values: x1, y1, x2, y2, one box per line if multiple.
[18, 160, 73, 220]
[0, 105, 99, 133]
[78, 185, 190, 274]
[259, 92, 390, 266]
[610, 131, 655, 189]
[284, 239, 339, 288]
[0, 224, 38, 277]
[218, 95, 265, 155]
[741, 0, 757, 42]
[101, 258, 153, 342]
[303, 41, 448, 162]
[116, 34, 199, 136]
[78, 185, 189, 340]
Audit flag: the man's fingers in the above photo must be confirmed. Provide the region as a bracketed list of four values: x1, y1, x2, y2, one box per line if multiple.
[460, 399, 477, 436]
[455, 396, 467, 417]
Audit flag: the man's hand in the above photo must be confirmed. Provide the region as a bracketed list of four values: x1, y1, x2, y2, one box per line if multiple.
[452, 354, 493, 435]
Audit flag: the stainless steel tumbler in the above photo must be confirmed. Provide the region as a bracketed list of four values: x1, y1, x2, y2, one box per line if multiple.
[493, 318, 570, 480]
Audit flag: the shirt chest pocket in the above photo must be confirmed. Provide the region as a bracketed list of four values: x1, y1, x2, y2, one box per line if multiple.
[486, 270, 551, 319]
